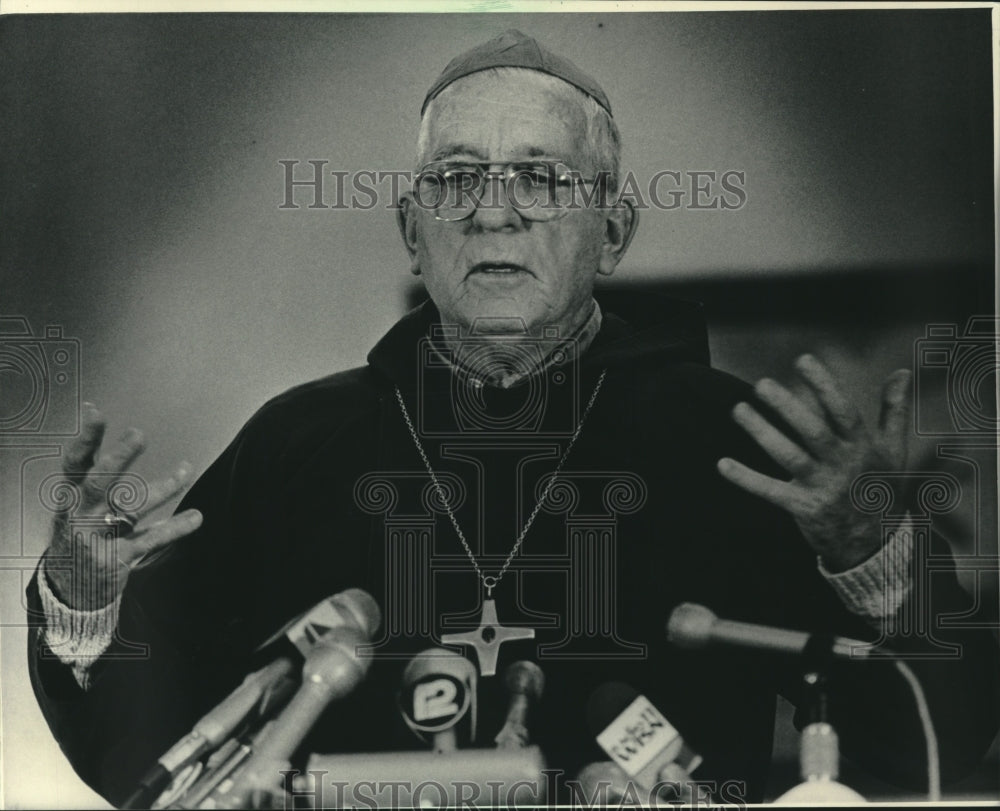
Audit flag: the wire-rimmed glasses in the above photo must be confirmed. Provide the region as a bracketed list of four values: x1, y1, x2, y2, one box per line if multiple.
[412, 160, 607, 222]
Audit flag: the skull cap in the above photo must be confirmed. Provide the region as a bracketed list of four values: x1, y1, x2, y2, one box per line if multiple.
[421, 29, 612, 117]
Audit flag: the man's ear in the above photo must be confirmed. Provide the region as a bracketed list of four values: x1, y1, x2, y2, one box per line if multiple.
[396, 192, 421, 276]
[597, 198, 639, 277]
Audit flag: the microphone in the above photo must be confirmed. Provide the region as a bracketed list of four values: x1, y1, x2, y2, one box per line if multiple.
[573, 761, 632, 805]
[123, 659, 295, 809]
[203, 623, 377, 809]
[255, 587, 382, 656]
[587, 682, 702, 796]
[398, 648, 478, 752]
[666, 603, 870, 660]
[774, 723, 865, 804]
[123, 589, 380, 809]
[493, 660, 544, 750]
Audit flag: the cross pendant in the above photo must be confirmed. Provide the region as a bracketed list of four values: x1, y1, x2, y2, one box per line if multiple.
[441, 598, 534, 677]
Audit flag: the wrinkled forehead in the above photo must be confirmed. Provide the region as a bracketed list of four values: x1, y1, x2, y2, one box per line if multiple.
[421, 70, 592, 165]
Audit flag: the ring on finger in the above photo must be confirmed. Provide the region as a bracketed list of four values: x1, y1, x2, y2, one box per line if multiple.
[103, 510, 139, 533]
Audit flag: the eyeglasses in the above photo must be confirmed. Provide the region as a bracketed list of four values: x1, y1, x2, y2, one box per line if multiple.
[412, 160, 607, 222]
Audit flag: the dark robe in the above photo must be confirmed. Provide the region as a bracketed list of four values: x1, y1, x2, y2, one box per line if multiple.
[27, 294, 999, 806]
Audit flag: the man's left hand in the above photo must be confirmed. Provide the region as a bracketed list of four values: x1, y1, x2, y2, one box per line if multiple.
[717, 354, 912, 572]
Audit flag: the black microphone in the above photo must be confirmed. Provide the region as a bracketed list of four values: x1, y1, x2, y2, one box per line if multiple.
[666, 602, 870, 660]
[587, 682, 702, 795]
[398, 647, 478, 753]
[123, 589, 380, 809]
[204, 623, 377, 809]
[494, 660, 544, 750]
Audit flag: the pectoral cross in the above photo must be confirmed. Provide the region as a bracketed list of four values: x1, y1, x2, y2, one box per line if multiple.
[441, 598, 534, 677]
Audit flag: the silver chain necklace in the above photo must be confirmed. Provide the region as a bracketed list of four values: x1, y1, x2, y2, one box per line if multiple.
[393, 367, 606, 676]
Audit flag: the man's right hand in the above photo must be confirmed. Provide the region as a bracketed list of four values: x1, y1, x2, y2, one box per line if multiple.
[45, 402, 203, 610]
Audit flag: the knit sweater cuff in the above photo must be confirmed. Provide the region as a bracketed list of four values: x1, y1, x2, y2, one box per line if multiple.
[818, 517, 914, 621]
[37, 556, 120, 690]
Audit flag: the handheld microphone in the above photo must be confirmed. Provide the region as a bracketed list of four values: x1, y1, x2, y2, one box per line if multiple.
[256, 587, 382, 656]
[666, 603, 870, 660]
[203, 623, 377, 809]
[124, 658, 296, 809]
[493, 660, 544, 750]
[587, 682, 702, 795]
[124, 588, 380, 810]
[398, 648, 478, 752]
[573, 761, 632, 805]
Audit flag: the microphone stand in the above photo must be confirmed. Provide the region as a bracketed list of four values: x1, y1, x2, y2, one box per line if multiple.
[774, 636, 865, 804]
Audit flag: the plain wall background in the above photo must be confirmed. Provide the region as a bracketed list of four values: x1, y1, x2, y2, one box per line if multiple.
[1, 10, 995, 807]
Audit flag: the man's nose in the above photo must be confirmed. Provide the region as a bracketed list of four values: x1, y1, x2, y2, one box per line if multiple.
[470, 176, 525, 231]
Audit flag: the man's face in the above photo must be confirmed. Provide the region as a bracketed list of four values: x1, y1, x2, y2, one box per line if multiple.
[401, 73, 618, 338]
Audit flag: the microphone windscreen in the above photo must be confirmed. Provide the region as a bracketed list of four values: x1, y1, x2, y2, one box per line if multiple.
[302, 625, 373, 696]
[665, 603, 716, 649]
[402, 648, 477, 688]
[254, 587, 382, 658]
[574, 760, 631, 801]
[504, 660, 544, 700]
[586, 682, 639, 737]
[399, 648, 477, 742]
[336, 588, 383, 638]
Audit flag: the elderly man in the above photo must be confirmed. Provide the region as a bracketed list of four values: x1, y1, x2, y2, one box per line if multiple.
[28, 31, 998, 807]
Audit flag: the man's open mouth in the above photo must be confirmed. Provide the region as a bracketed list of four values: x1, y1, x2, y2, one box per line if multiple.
[468, 261, 532, 276]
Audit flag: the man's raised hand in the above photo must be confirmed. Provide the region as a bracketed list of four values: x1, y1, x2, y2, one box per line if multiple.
[717, 354, 911, 572]
[45, 402, 203, 610]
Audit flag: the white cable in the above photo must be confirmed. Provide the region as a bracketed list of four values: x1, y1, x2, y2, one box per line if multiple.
[893, 659, 941, 801]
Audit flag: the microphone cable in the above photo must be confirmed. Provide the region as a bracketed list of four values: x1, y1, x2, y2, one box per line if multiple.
[893, 658, 940, 801]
